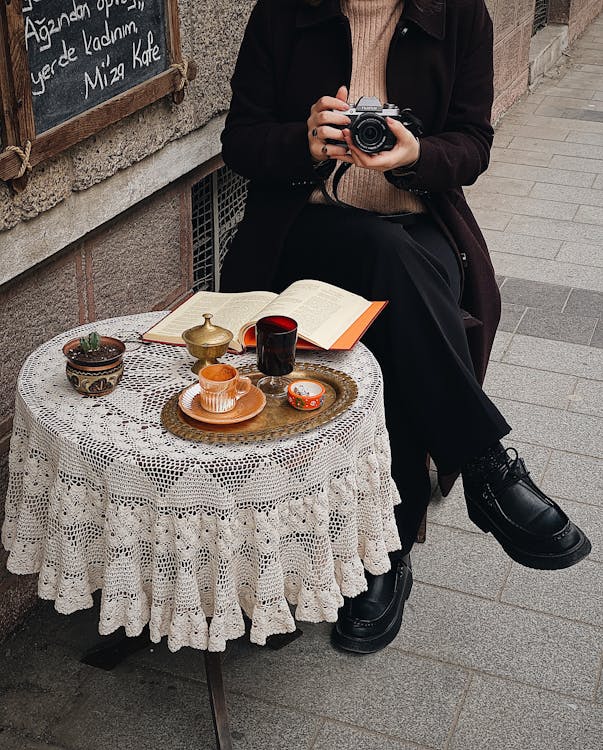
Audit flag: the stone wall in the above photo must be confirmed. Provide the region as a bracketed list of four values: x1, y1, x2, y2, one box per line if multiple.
[489, 0, 535, 121]
[0, 0, 255, 234]
[487, 0, 602, 120]
[568, 0, 603, 40]
[550, 0, 603, 41]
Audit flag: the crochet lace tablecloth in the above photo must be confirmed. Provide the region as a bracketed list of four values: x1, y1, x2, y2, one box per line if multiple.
[2, 312, 401, 652]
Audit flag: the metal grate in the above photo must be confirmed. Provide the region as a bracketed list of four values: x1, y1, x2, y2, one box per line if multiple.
[191, 165, 248, 291]
[533, 0, 550, 35]
[215, 167, 250, 277]
[191, 175, 214, 291]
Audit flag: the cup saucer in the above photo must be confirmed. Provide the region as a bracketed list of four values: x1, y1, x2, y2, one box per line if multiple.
[178, 383, 266, 425]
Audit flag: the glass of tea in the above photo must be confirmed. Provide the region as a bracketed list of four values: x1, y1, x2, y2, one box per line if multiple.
[255, 315, 298, 397]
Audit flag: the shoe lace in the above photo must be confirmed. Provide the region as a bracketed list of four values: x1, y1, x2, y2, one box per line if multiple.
[495, 447, 552, 504]
[486, 447, 523, 492]
[503, 447, 529, 479]
[466, 445, 532, 488]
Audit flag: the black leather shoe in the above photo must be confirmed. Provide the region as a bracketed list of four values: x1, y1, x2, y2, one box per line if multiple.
[462, 443, 591, 570]
[331, 554, 413, 654]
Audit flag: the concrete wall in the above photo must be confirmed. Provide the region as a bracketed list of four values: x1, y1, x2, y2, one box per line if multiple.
[551, 0, 603, 41]
[489, 0, 536, 121]
[0, 183, 189, 382]
[1, 0, 601, 640]
[487, 0, 603, 120]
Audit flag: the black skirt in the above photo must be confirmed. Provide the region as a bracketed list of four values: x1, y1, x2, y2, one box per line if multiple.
[272, 203, 510, 553]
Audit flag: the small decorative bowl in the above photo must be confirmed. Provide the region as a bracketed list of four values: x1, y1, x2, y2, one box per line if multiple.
[62, 335, 125, 397]
[287, 379, 326, 411]
[65, 360, 124, 397]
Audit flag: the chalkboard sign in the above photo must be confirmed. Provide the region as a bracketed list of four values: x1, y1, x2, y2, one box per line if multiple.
[23, 0, 168, 133]
[0, 0, 194, 185]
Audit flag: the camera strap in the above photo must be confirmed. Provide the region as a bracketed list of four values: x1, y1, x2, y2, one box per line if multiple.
[319, 160, 426, 225]
[319, 161, 358, 211]
[320, 161, 405, 217]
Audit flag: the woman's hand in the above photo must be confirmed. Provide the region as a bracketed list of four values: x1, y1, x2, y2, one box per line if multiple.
[307, 85, 352, 162]
[341, 117, 420, 172]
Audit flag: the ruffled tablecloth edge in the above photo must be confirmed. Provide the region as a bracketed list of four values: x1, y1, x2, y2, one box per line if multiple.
[2, 314, 403, 653]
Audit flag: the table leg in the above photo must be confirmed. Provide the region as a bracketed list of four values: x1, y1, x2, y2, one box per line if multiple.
[204, 651, 233, 750]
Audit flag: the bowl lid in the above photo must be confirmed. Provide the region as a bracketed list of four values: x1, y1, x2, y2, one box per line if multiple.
[183, 313, 233, 347]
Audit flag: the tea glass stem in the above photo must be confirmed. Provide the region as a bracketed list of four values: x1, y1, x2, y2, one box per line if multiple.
[257, 375, 292, 398]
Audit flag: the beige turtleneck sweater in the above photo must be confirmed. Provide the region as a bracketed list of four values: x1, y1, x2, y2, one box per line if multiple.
[308, 0, 425, 214]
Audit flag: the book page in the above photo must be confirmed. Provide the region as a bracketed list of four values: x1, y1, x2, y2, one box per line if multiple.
[258, 279, 372, 350]
[143, 290, 277, 348]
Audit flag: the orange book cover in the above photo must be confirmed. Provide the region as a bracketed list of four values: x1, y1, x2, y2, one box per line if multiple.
[241, 300, 387, 351]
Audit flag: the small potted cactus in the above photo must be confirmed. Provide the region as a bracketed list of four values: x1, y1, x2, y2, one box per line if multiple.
[62, 331, 126, 396]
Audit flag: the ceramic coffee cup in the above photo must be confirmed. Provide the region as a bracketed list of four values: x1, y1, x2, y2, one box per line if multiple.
[198, 363, 251, 413]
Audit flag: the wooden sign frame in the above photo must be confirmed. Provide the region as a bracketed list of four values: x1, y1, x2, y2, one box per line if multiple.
[0, 0, 196, 188]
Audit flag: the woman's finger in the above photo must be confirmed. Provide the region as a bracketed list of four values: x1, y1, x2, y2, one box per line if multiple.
[315, 125, 349, 142]
[386, 118, 420, 162]
[342, 129, 416, 171]
[312, 95, 351, 113]
[358, 150, 404, 171]
[385, 117, 412, 141]
[315, 110, 351, 127]
[335, 85, 348, 103]
[342, 131, 376, 166]
[314, 142, 350, 160]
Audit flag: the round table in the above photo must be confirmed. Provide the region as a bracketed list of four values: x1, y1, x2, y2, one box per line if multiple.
[2, 312, 401, 653]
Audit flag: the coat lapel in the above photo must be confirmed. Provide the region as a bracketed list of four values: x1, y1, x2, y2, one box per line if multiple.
[401, 0, 447, 40]
[295, 0, 343, 28]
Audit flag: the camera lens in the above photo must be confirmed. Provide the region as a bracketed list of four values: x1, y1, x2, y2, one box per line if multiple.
[363, 125, 379, 142]
[352, 115, 387, 153]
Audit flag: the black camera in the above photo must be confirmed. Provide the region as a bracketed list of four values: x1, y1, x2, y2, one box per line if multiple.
[326, 96, 423, 154]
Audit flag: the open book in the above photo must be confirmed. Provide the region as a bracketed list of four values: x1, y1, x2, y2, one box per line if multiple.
[143, 279, 387, 352]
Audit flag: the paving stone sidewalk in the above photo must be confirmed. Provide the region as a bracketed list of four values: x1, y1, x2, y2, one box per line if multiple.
[1, 18, 602, 750]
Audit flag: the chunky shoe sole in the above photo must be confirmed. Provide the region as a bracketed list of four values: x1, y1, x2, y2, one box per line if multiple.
[330, 565, 413, 654]
[467, 499, 592, 570]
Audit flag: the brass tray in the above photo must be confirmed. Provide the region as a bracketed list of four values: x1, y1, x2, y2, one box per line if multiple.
[161, 363, 358, 443]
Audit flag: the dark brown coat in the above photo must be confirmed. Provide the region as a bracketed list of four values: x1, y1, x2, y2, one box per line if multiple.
[220, 0, 499, 386]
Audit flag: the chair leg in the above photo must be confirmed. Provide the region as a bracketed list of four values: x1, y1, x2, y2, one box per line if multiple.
[204, 651, 233, 750]
[413, 453, 432, 544]
[415, 511, 427, 544]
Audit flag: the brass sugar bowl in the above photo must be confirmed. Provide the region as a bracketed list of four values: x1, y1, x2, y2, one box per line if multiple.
[182, 313, 233, 374]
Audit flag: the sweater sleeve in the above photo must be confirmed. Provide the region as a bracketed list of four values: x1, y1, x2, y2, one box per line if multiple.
[384, 0, 494, 193]
[221, 0, 335, 184]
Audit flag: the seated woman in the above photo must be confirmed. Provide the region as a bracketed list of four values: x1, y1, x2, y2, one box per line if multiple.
[219, 0, 591, 654]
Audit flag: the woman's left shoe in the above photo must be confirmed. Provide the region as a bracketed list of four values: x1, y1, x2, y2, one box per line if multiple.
[462, 443, 591, 570]
[331, 554, 413, 654]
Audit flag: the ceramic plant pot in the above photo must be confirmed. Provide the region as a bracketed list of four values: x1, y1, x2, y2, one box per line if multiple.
[62, 335, 126, 397]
